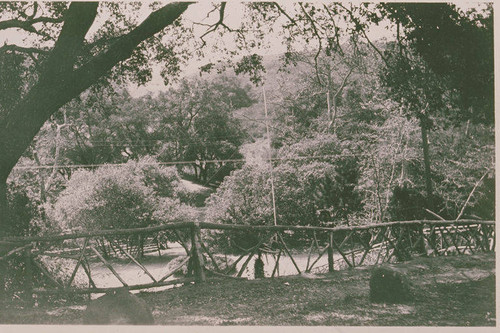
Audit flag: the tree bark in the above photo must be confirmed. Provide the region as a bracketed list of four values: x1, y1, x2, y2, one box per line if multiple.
[0, 180, 8, 237]
[0, 2, 191, 233]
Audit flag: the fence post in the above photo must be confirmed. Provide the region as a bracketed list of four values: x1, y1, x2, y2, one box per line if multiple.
[328, 232, 334, 272]
[190, 223, 206, 283]
[417, 223, 427, 256]
[24, 245, 34, 307]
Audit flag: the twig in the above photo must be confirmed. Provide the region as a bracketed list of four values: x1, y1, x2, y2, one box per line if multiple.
[299, 3, 323, 86]
[0, 243, 32, 261]
[455, 170, 490, 221]
[273, 3, 297, 25]
[158, 256, 190, 283]
[424, 208, 445, 221]
[199, 3, 233, 47]
[338, 3, 388, 66]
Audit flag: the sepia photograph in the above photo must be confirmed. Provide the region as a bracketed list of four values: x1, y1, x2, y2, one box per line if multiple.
[0, 0, 495, 328]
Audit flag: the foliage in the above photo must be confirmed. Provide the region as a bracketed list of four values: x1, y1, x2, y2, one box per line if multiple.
[206, 134, 363, 229]
[152, 75, 255, 183]
[1, 3, 494, 240]
[276, 134, 363, 224]
[51, 156, 196, 232]
[205, 163, 273, 227]
[378, 3, 494, 124]
[5, 167, 60, 236]
[0, 2, 194, 233]
[430, 124, 495, 219]
[356, 111, 422, 222]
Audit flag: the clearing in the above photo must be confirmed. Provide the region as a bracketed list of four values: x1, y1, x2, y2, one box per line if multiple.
[0, 252, 495, 326]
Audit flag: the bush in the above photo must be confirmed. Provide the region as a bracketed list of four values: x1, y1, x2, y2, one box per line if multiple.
[52, 157, 194, 232]
[205, 134, 362, 228]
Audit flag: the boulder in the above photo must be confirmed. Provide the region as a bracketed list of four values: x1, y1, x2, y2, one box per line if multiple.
[82, 289, 154, 325]
[369, 266, 413, 303]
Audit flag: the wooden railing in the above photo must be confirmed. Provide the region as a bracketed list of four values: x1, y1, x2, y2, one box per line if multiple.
[0, 220, 495, 305]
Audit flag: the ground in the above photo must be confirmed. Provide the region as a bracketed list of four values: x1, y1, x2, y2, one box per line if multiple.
[0, 252, 495, 326]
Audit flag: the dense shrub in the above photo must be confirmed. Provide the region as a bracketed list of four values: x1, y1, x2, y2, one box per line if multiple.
[51, 157, 196, 232]
[205, 134, 362, 229]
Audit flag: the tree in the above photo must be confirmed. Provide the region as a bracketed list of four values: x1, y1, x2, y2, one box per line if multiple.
[50, 156, 196, 255]
[378, 3, 493, 210]
[152, 76, 254, 184]
[380, 47, 446, 206]
[0, 2, 193, 233]
[206, 134, 363, 228]
[377, 3, 494, 124]
[0, 2, 493, 233]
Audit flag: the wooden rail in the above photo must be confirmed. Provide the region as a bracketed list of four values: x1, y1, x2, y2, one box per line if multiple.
[0, 220, 493, 244]
[0, 219, 494, 304]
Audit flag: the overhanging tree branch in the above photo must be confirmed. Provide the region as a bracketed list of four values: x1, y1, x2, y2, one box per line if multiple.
[299, 3, 324, 86]
[0, 44, 49, 55]
[0, 2, 192, 180]
[0, 15, 64, 33]
[272, 3, 297, 25]
[41, 2, 99, 76]
[198, 2, 235, 47]
[67, 2, 192, 93]
[338, 3, 388, 66]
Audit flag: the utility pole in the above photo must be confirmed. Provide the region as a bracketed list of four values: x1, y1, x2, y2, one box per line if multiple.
[263, 86, 278, 226]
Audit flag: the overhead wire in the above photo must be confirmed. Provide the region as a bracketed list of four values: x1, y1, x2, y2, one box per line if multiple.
[12, 153, 367, 171]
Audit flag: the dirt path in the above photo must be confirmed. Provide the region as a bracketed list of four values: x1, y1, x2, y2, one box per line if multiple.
[86, 242, 341, 291]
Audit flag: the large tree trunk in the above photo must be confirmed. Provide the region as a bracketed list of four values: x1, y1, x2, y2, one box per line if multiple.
[0, 2, 191, 233]
[0, 178, 8, 237]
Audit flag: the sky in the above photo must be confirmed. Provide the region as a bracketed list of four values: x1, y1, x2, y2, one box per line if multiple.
[0, 1, 491, 97]
[129, 1, 397, 97]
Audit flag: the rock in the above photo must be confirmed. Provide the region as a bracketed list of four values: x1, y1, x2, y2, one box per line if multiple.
[82, 289, 154, 325]
[369, 266, 413, 304]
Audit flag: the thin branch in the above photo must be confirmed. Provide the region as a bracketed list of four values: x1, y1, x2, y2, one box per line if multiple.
[333, 67, 354, 100]
[322, 4, 343, 55]
[327, 66, 354, 132]
[273, 3, 297, 25]
[198, 2, 233, 47]
[0, 44, 49, 55]
[424, 208, 445, 221]
[382, 123, 406, 213]
[338, 3, 388, 66]
[28, 3, 39, 20]
[0, 16, 63, 33]
[299, 3, 323, 86]
[455, 170, 490, 221]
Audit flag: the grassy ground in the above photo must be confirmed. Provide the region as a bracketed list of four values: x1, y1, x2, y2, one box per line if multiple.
[0, 252, 495, 326]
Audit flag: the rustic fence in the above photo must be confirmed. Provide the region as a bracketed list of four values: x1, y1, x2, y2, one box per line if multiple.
[0, 219, 495, 306]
